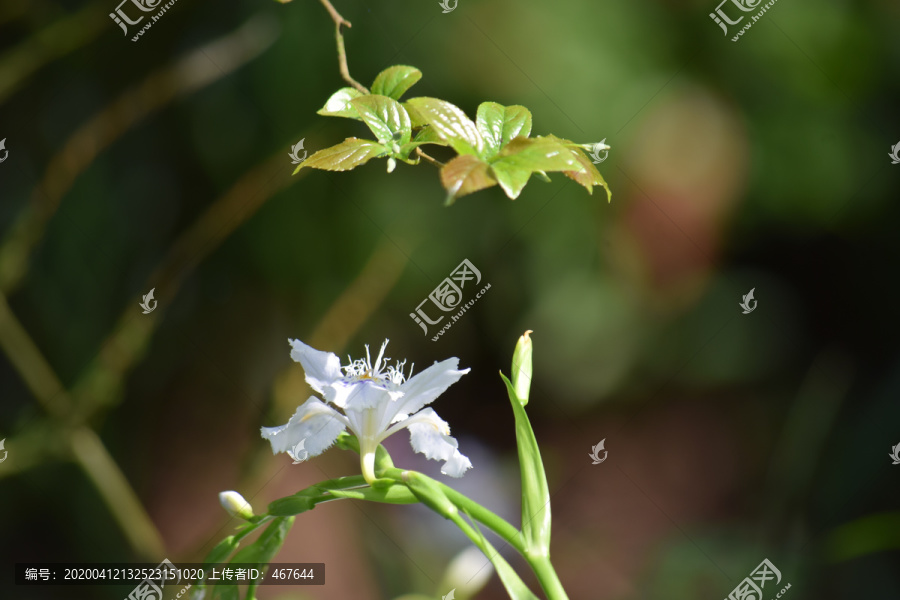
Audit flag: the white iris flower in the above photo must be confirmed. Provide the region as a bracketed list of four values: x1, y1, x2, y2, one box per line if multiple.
[262, 339, 472, 483]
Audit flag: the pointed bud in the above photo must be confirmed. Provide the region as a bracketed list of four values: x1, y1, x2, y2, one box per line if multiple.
[219, 491, 254, 521]
[511, 330, 533, 406]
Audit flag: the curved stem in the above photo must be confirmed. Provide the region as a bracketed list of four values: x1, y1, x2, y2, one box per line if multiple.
[318, 0, 369, 94]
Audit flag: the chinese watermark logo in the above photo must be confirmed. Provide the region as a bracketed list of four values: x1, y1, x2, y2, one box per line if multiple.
[0, 438, 7, 463]
[589, 439, 607, 464]
[0, 138, 8, 163]
[740, 288, 757, 314]
[588, 139, 609, 164]
[725, 558, 790, 600]
[890, 443, 900, 465]
[289, 139, 307, 165]
[140, 288, 157, 314]
[125, 558, 184, 600]
[409, 259, 491, 341]
[110, 0, 182, 41]
[288, 439, 308, 464]
[439, 0, 457, 13]
[889, 141, 900, 165]
[710, 0, 781, 42]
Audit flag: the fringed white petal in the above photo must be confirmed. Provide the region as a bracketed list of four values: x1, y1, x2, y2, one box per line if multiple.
[289, 339, 343, 398]
[406, 408, 472, 477]
[392, 359, 469, 420]
[260, 397, 348, 457]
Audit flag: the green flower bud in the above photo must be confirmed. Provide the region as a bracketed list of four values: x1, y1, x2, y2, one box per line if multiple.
[511, 330, 533, 406]
[219, 490, 254, 521]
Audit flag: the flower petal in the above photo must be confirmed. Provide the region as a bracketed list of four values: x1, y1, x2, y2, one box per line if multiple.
[289, 339, 343, 397]
[329, 379, 401, 412]
[405, 408, 472, 477]
[392, 359, 469, 420]
[261, 397, 349, 457]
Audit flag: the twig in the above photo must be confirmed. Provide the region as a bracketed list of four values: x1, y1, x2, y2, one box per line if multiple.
[318, 0, 369, 94]
[415, 147, 444, 168]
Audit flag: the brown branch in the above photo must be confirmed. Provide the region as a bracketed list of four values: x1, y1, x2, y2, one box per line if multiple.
[416, 147, 445, 168]
[318, 0, 369, 94]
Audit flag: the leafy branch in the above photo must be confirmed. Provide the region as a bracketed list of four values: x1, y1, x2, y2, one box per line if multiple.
[296, 0, 611, 206]
[301, 66, 612, 205]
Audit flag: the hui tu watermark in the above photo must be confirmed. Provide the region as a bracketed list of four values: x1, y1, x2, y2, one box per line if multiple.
[109, 0, 183, 41]
[409, 259, 491, 341]
[709, 0, 782, 41]
[725, 558, 791, 600]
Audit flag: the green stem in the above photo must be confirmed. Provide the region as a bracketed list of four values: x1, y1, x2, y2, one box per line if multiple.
[528, 554, 569, 600]
[381, 467, 526, 553]
[437, 481, 526, 554]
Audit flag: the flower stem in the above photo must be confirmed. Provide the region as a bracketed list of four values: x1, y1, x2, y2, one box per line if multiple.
[436, 481, 526, 554]
[528, 554, 569, 600]
[317, 0, 369, 94]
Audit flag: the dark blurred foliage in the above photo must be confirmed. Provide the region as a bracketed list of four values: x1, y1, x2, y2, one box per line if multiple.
[0, 0, 899, 598]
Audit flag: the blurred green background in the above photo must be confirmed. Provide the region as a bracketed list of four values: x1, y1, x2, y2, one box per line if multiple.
[1, 0, 899, 598]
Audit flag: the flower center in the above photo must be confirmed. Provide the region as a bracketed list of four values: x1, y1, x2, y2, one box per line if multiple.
[341, 339, 413, 389]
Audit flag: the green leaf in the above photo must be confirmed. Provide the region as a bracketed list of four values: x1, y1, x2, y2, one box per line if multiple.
[499, 372, 551, 555]
[440, 154, 497, 204]
[328, 483, 419, 504]
[267, 495, 316, 516]
[489, 162, 533, 200]
[544, 135, 611, 201]
[370, 65, 423, 100]
[317, 87, 364, 119]
[412, 125, 449, 146]
[295, 138, 388, 173]
[351, 95, 412, 146]
[404, 101, 428, 128]
[406, 97, 484, 156]
[489, 136, 586, 199]
[476, 102, 532, 158]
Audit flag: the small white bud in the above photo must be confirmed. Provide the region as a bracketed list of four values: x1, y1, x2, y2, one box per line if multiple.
[218, 490, 254, 521]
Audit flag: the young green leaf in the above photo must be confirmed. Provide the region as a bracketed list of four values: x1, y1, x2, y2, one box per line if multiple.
[405, 97, 484, 157]
[440, 154, 497, 204]
[370, 65, 423, 100]
[412, 125, 450, 146]
[476, 102, 533, 158]
[489, 162, 533, 200]
[351, 95, 412, 146]
[544, 135, 612, 201]
[499, 372, 551, 555]
[295, 138, 388, 173]
[489, 136, 586, 199]
[317, 87, 364, 119]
